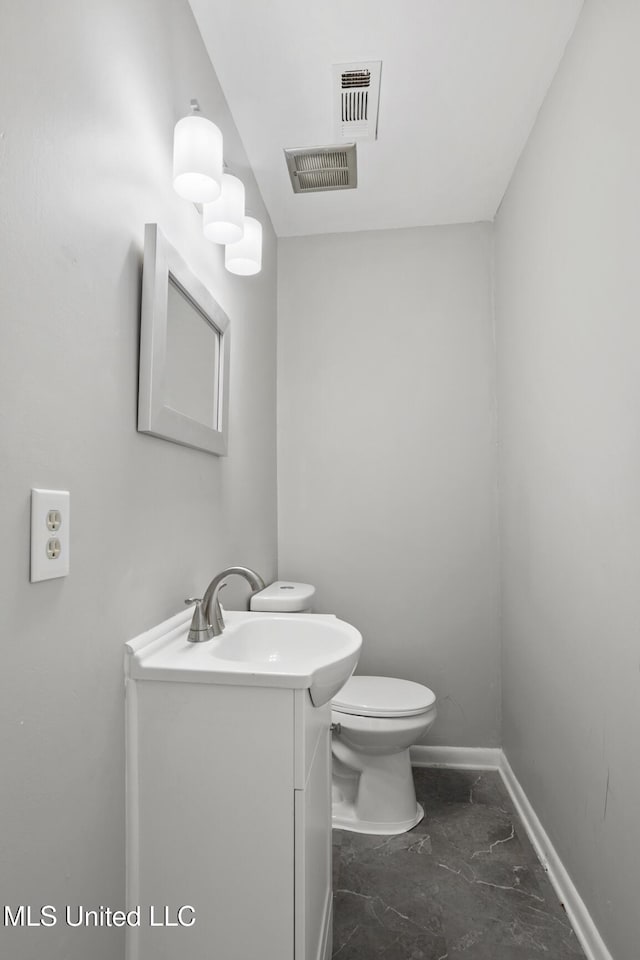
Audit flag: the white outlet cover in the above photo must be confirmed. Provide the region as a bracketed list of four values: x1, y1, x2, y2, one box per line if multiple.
[31, 489, 70, 582]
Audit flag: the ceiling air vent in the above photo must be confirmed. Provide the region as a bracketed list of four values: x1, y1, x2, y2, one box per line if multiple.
[284, 144, 357, 194]
[333, 61, 382, 142]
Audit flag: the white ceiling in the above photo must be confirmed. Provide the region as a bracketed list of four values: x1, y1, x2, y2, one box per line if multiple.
[189, 0, 583, 237]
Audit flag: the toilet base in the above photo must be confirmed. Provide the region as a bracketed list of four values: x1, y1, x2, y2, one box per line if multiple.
[331, 742, 426, 835]
[332, 801, 424, 835]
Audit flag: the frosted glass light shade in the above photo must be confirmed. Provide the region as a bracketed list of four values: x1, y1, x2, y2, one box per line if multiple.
[225, 217, 262, 275]
[173, 115, 223, 203]
[203, 174, 245, 244]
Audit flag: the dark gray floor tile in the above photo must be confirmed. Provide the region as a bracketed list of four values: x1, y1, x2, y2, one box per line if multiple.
[333, 887, 447, 960]
[435, 858, 583, 958]
[530, 862, 578, 927]
[412, 769, 542, 865]
[332, 768, 586, 960]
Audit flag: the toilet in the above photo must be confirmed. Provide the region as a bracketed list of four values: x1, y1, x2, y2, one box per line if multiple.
[249, 579, 316, 613]
[331, 675, 436, 834]
[250, 581, 437, 835]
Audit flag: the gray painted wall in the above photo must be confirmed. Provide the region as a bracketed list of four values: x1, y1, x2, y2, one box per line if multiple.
[278, 224, 500, 747]
[4, 0, 635, 955]
[0, 2, 277, 958]
[495, 2, 640, 957]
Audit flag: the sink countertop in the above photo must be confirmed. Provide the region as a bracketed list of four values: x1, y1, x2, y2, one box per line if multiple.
[125, 607, 362, 705]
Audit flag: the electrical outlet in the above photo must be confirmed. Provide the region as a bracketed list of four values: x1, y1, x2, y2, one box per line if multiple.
[31, 489, 70, 582]
[46, 510, 62, 532]
[46, 538, 61, 559]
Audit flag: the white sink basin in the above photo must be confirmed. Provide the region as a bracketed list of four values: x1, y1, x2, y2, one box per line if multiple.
[126, 609, 362, 707]
[210, 615, 361, 705]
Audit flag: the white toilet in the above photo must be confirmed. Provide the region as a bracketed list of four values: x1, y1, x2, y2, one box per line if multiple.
[331, 675, 436, 834]
[250, 581, 437, 835]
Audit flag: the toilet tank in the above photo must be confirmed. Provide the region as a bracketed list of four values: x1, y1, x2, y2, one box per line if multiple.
[250, 580, 316, 613]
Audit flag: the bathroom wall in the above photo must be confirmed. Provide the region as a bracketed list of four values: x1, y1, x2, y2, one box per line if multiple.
[0, 2, 277, 958]
[278, 224, 500, 746]
[495, 1, 640, 957]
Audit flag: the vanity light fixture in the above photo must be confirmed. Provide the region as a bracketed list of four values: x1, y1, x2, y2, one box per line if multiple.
[172, 99, 223, 203]
[203, 173, 245, 244]
[225, 216, 262, 276]
[173, 100, 262, 276]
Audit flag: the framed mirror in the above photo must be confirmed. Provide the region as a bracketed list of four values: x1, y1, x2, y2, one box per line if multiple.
[138, 223, 230, 455]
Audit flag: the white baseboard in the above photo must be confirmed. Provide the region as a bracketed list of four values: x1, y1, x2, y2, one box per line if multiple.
[410, 746, 613, 960]
[410, 745, 501, 769]
[499, 755, 613, 960]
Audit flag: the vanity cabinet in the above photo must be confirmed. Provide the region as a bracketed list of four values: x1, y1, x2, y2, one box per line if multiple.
[125, 673, 333, 960]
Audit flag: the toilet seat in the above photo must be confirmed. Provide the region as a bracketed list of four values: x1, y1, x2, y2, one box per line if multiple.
[333, 675, 436, 718]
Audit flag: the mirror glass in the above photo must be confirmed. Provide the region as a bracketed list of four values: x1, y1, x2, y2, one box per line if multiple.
[165, 278, 220, 428]
[138, 223, 231, 456]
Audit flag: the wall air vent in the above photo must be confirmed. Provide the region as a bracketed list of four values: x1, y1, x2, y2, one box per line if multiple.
[284, 143, 357, 194]
[333, 61, 382, 142]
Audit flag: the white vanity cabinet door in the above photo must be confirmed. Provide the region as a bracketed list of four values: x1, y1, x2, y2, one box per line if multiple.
[127, 680, 296, 960]
[127, 678, 334, 960]
[294, 694, 332, 960]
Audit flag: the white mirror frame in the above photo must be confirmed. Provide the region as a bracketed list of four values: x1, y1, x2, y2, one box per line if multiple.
[138, 223, 230, 456]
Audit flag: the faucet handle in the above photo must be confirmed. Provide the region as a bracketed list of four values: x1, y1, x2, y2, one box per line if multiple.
[184, 597, 201, 606]
[186, 598, 215, 642]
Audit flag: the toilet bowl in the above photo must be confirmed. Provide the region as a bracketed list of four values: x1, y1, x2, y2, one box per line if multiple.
[249, 583, 437, 834]
[331, 676, 437, 835]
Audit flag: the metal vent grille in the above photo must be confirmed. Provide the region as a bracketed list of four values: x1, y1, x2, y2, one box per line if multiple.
[298, 169, 350, 190]
[284, 144, 357, 193]
[342, 90, 368, 123]
[293, 150, 349, 172]
[333, 61, 382, 142]
[341, 69, 371, 89]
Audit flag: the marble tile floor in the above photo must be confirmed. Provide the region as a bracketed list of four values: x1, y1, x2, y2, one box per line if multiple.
[332, 768, 586, 960]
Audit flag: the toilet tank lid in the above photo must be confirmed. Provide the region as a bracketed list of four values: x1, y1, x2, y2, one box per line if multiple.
[250, 581, 316, 612]
[332, 676, 436, 718]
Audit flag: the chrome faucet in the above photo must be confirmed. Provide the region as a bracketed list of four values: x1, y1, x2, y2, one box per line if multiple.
[186, 566, 266, 642]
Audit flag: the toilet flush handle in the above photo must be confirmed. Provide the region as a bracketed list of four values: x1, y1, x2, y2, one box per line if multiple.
[330, 722, 341, 735]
